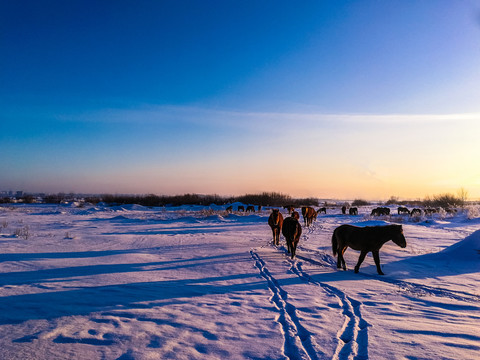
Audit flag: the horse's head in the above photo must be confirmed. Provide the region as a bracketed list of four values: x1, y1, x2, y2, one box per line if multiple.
[291, 211, 300, 220]
[392, 225, 407, 248]
[271, 209, 280, 222]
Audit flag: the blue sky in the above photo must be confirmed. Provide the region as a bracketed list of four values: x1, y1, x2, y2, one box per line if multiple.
[1, 1, 480, 199]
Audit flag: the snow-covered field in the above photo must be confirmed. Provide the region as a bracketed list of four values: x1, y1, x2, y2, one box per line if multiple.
[0, 203, 479, 360]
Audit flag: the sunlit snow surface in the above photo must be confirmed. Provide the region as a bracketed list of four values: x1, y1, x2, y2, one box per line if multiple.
[0, 203, 479, 360]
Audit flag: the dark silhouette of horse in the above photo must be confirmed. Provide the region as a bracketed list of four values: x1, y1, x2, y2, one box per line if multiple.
[226, 205, 233, 213]
[246, 205, 255, 213]
[237, 206, 245, 212]
[371, 207, 390, 216]
[258, 205, 262, 212]
[302, 206, 317, 227]
[349, 207, 358, 215]
[341, 206, 347, 214]
[284, 205, 295, 214]
[332, 224, 406, 275]
[397, 207, 410, 215]
[282, 211, 302, 259]
[410, 208, 422, 216]
[268, 209, 284, 246]
[318, 207, 327, 214]
[424, 208, 437, 215]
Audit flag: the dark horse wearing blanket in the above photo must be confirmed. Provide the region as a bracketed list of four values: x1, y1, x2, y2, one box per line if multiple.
[282, 211, 302, 259]
[332, 224, 406, 275]
[268, 209, 284, 246]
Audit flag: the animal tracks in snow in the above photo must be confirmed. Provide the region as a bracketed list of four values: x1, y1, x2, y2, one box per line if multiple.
[250, 250, 326, 360]
[251, 246, 371, 360]
[290, 260, 369, 360]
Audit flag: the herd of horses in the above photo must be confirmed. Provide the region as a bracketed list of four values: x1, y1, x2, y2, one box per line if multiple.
[228, 203, 455, 218]
[267, 206, 408, 275]
[236, 203, 456, 273]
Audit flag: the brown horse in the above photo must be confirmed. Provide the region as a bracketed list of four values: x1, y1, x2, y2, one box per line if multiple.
[268, 209, 284, 246]
[237, 206, 245, 212]
[302, 206, 317, 227]
[282, 211, 302, 258]
[349, 207, 358, 215]
[246, 205, 255, 213]
[317, 207, 327, 214]
[332, 224, 406, 275]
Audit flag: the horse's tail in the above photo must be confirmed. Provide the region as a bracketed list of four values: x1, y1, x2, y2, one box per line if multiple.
[332, 230, 338, 255]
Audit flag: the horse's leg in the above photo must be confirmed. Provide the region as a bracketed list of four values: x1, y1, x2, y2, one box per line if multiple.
[336, 244, 342, 269]
[354, 250, 368, 273]
[291, 240, 297, 259]
[274, 228, 279, 246]
[340, 247, 347, 270]
[372, 250, 384, 275]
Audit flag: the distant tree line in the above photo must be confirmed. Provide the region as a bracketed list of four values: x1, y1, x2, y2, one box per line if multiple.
[1, 190, 472, 208]
[30, 191, 319, 207]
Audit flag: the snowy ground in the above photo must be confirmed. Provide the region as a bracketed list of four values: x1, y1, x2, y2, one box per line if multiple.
[0, 203, 479, 360]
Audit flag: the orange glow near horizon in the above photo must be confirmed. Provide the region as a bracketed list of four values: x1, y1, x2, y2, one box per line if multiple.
[4, 108, 480, 201]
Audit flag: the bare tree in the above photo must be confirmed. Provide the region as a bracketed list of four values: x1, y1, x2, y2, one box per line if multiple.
[458, 187, 468, 207]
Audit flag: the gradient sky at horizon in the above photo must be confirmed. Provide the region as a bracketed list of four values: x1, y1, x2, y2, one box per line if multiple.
[1, 1, 480, 200]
